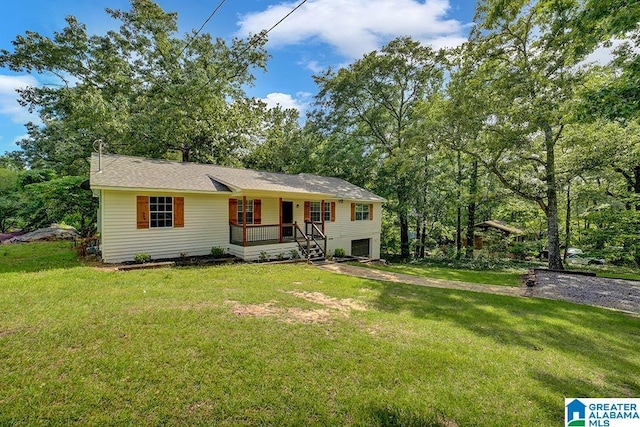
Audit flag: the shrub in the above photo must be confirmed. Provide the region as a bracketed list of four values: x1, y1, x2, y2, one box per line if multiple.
[133, 252, 151, 264]
[211, 246, 225, 258]
[334, 248, 346, 257]
[510, 241, 539, 260]
[259, 251, 269, 262]
[289, 249, 300, 259]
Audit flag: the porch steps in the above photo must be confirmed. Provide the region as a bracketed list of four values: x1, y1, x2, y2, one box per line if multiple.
[296, 239, 325, 261]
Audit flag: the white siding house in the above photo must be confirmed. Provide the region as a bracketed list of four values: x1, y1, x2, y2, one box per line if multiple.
[90, 153, 384, 263]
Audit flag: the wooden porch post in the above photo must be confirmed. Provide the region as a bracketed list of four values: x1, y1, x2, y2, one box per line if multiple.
[279, 197, 283, 243]
[242, 195, 247, 247]
[321, 199, 325, 233]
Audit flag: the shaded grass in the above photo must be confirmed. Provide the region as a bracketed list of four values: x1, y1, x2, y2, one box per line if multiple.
[0, 241, 80, 273]
[1, 243, 639, 425]
[350, 261, 524, 286]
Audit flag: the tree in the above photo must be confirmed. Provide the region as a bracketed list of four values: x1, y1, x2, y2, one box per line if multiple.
[0, 168, 22, 232]
[19, 176, 97, 236]
[456, 0, 597, 269]
[311, 37, 444, 258]
[0, 0, 270, 173]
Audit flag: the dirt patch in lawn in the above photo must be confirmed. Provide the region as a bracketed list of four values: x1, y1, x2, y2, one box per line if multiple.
[284, 291, 368, 312]
[228, 291, 367, 324]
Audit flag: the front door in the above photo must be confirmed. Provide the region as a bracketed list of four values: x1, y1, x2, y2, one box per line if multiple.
[282, 201, 293, 238]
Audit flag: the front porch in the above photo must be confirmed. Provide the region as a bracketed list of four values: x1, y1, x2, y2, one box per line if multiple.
[229, 222, 327, 261]
[229, 223, 296, 246]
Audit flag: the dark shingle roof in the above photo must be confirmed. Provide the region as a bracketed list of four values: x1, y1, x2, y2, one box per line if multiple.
[90, 153, 385, 202]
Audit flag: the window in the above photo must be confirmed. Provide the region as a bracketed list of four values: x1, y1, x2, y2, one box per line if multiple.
[309, 201, 321, 223]
[150, 196, 173, 228]
[353, 203, 370, 221]
[323, 203, 332, 222]
[238, 199, 254, 224]
[137, 196, 183, 229]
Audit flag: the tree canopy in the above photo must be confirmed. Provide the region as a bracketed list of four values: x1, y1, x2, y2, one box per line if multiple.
[1, 0, 638, 268]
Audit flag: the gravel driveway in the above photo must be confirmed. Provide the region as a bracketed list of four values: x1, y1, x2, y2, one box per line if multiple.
[531, 270, 640, 314]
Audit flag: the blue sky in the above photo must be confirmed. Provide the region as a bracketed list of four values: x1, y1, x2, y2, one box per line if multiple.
[0, 0, 477, 156]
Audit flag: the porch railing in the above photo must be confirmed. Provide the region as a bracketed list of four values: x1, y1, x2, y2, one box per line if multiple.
[230, 223, 295, 246]
[294, 221, 327, 260]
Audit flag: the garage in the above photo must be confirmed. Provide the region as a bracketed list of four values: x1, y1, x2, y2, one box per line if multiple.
[351, 238, 370, 257]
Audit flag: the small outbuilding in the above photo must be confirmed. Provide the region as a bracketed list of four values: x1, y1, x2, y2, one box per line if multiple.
[473, 220, 524, 249]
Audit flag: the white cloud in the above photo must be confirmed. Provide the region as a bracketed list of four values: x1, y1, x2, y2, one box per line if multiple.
[0, 74, 40, 124]
[260, 91, 312, 113]
[237, 0, 468, 60]
[299, 59, 325, 74]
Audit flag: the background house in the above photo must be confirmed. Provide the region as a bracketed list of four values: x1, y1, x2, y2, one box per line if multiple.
[90, 153, 384, 263]
[473, 220, 524, 249]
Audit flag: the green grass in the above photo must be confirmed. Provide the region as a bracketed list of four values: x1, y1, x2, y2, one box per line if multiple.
[351, 261, 525, 286]
[1, 243, 639, 426]
[0, 241, 81, 273]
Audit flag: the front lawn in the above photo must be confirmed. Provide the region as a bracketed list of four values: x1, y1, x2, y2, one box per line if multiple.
[0, 240, 81, 273]
[1, 243, 638, 425]
[350, 260, 526, 286]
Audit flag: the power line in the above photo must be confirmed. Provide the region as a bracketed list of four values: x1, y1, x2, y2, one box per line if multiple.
[178, 0, 228, 58]
[197, 0, 310, 92]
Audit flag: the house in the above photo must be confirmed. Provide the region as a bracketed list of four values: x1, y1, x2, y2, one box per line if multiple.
[472, 220, 524, 249]
[89, 153, 385, 263]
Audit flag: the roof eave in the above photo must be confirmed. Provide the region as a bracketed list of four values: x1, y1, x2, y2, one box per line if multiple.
[90, 184, 232, 194]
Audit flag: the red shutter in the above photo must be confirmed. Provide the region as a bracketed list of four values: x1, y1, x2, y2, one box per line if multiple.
[304, 201, 310, 222]
[370, 203, 374, 221]
[330, 202, 336, 222]
[174, 197, 184, 227]
[137, 196, 149, 229]
[229, 199, 238, 224]
[254, 199, 262, 224]
[351, 203, 356, 221]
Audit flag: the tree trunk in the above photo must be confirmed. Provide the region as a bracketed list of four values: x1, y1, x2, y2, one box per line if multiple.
[420, 216, 427, 258]
[545, 129, 564, 270]
[465, 160, 478, 258]
[635, 164, 640, 211]
[415, 218, 421, 257]
[564, 181, 571, 261]
[399, 212, 410, 258]
[181, 143, 190, 163]
[456, 150, 462, 258]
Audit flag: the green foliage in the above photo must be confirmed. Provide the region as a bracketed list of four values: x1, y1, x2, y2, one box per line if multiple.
[258, 251, 269, 262]
[509, 241, 541, 261]
[311, 36, 444, 258]
[0, 168, 22, 232]
[579, 204, 640, 267]
[210, 246, 226, 259]
[133, 252, 151, 264]
[289, 248, 300, 260]
[479, 230, 512, 259]
[0, 0, 273, 173]
[19, 175, 96, 236]
[18, 169, 56, 188]
[333, 248, 346, 257]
